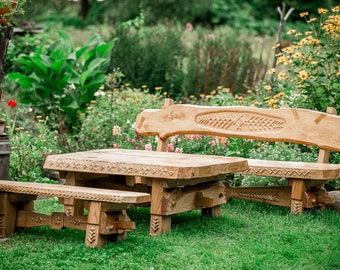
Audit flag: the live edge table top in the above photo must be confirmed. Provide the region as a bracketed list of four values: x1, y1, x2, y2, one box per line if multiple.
[43, 149, 248, 180]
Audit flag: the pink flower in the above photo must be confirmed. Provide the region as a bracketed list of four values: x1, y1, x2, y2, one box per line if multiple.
[167, 143, 174, 152]
[208, 140, 216, 147]
[175, 148, 183, 153]
[207, 33, 214, 39]
[186, 23, 194, 31]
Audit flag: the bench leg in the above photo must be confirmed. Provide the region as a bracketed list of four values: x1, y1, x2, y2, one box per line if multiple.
[291, 179, 305, 214]
[0, 193, 17, 237]
[85, 201, 108, 248]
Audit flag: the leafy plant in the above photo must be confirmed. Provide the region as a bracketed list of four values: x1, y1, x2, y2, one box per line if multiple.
[273, 5, 340, 112]
[8, 30, 115, 133]
[9, 122, 63, 182]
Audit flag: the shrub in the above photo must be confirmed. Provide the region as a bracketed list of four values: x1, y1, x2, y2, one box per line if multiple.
[74, 82, 163, 151]
[9, 122, 63, 182]
[8, 31, 115, 133]
[185, 30, 268, 98]
[110, 24, 185, 97]
[273, 5, 340, 112]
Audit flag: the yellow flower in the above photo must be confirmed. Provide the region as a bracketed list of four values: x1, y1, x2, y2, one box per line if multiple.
[267, 68, 276, 75]
[294, 32, 303, 37]
[272, 43, 280, 49]
[141, 85, 147, 89]
[154, 86, 163, 91]
[331, 5, 340, 12]
[298, 70, 308, 80]
[310, 61, 318, 65]
[318, 8, 328, 15]
[278, 71, 289, 80]
[292, 52, 302, 59]
[264, 85, 272, 91]
[305, 31, 313, 35]
[307, 18, 317, 23]
[210, 90, 216, 95]
[336, 71, 340, 76]
[300, 12, 309, 18]
[287, 29, 296, 35]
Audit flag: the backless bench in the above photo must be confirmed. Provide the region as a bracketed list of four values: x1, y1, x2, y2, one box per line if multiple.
[135, 98, 340, 214]
[0, 180, 150, 247]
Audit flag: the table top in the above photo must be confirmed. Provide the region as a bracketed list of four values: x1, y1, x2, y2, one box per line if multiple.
[43, 149, 248, 179]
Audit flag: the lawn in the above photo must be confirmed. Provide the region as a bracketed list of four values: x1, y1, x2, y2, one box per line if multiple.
[0, 198, 339, 270]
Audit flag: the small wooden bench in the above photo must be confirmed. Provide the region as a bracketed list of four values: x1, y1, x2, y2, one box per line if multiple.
[0, 180, 150, 247]
[135, 98, 340, 214]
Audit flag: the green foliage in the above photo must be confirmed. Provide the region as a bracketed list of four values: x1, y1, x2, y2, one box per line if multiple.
[9, 123, 63, 182]
[110, 24, 185, 96]
[273, 6, 340, 112]
[74, 86, 163, 151]
[185, 31, 268, 98]
[7, 31, 115, 133]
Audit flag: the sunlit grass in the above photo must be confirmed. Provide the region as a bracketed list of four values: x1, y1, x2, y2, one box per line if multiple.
[0, 198, 339, 270]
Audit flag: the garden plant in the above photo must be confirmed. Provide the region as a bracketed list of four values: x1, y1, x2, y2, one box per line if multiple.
[0, 1, 339, 269]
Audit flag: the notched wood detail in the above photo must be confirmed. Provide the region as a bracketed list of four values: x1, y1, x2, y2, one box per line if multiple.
[86, 226, 97, 244]
[151, 216, 160, 233]
[196, 111, 285, 132]
[291, 200, 302, 214]
[244, 167, 310, 178]
[237, 190, 279, 202]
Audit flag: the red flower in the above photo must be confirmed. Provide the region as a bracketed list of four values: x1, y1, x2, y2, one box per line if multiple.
[7, 99, 17, 107]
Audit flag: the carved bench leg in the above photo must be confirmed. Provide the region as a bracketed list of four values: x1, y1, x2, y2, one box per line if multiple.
[291, 179, 305, 214]
[0, 193, 17, 237]
[85, 201, 108, 248]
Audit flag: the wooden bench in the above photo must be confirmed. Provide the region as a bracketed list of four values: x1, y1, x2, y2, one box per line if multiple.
[0, 180, 150, 247]
[135, 98, 340, 214]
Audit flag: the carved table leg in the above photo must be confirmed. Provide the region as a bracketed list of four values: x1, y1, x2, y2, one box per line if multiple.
[0, 193, 17, 237]
[149, 178, 171, 236]
[85, 201, 108, 248]
[291, 179, 305, 214]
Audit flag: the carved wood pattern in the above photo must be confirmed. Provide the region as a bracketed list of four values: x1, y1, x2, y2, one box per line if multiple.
[69, 217, 86, 227]
[151, 216, 160, 233]
[0, 181, 150, 204]
[196, 112, 285, 132]
[291, 200, 302, 214]
[237, 190, 279, 202]
[31, 215, 47, 224]
[86, 226, 97, 244]
[244, 167, 310, 178]
[51, 213, 64, 230]
[46, 159, 177, 178]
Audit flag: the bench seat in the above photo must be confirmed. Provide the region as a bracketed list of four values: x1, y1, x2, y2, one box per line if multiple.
[243, 159, 340, 180]
[0, 180, 150, 247]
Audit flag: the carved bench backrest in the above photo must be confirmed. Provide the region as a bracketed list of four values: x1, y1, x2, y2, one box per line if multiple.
[136, 98, 340, 155]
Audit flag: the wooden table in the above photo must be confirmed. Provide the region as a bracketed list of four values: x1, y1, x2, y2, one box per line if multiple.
[44, 149, 248, 235]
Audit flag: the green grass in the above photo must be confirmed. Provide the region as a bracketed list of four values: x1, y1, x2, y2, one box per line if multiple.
[0, 199, 339, 270]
